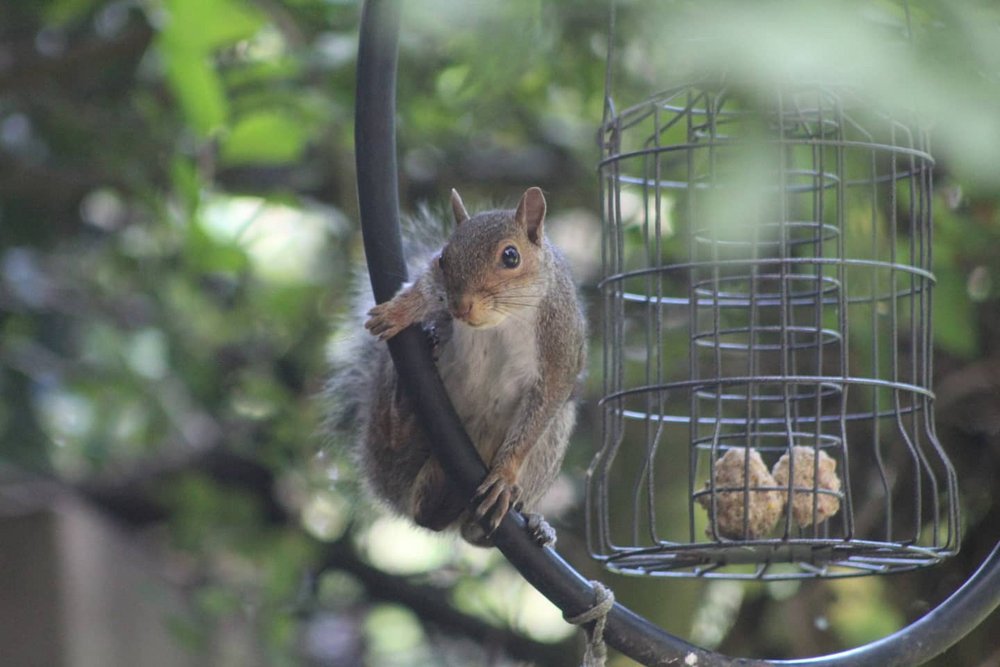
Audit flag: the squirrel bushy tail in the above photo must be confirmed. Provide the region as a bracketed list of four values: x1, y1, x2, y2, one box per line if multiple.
[325, 208, 452, 514]
[326, 207, 447, 426]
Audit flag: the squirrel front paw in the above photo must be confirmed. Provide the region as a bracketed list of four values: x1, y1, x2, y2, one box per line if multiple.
[365, 301, 410, 341]
[472, 468, 521, 536]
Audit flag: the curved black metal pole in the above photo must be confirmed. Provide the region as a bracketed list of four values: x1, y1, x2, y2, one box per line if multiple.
[355, 0, 404, 305]
[353, 1, 1000, 665]
[781, 541, 1000, 667]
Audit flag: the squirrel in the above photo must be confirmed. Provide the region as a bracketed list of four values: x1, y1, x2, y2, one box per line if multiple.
[332, 186, 586, 545]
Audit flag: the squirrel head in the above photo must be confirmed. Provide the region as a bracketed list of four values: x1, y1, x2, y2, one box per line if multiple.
[438, 187, 549, 329]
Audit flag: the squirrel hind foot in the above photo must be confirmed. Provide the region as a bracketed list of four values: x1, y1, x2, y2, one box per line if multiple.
[459, 519, 493, 547]
[524, 512, 557, 548]
[472, 471, 521, 536]
[458, 511, 556, 549]
[411, 459, 467, 532]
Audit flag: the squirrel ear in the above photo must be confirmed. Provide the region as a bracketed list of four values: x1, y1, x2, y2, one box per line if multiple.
[515, 187, 546, 245]
[450, 189, 470, 226]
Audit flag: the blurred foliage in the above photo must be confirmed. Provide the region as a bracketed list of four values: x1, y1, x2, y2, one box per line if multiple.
[1, 0, 1000, 666]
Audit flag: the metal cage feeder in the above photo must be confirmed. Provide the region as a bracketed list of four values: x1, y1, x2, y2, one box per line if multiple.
[588, 82, 961, 579]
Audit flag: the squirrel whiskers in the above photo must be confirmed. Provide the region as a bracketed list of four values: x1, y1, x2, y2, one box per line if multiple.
[329, 187, 587, 545]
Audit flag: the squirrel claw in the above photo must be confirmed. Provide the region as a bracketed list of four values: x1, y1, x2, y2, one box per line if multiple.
[524, 512, 557, 548]
[365, 303, 405, 341]
[472, 472, 521, 535]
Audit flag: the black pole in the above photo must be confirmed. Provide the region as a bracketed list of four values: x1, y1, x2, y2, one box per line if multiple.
[782, 541, 1000, 667]
[353, 1, 1000, 665]
[355, 0, 404, 305]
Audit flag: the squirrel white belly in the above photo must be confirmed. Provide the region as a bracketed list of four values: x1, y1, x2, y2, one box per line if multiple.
[331, 187, 586, 544]
[437, 307, 539, 450]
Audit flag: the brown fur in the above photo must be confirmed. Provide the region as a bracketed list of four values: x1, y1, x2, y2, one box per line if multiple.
[344, 187, 586, 542]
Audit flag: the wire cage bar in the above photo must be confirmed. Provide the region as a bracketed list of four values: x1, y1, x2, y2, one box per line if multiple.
[587, 82, 960, 579]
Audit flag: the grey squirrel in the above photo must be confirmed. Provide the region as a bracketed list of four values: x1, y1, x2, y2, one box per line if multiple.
[332, 186, 586, 545]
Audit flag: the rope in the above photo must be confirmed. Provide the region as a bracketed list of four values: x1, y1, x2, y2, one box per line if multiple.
[564, 580, 615, 667]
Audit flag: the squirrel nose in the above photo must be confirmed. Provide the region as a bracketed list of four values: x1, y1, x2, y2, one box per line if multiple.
[451, 297, 473, 321]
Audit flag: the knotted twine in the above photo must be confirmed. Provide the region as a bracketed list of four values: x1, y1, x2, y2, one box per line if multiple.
[564, 580, 615, 667]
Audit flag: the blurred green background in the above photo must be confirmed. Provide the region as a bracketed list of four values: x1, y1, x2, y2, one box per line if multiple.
[1, 0, 999, 665]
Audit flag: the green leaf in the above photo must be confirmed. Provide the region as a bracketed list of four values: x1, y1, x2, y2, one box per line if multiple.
[171, 157, 201, 214]
[160, 0, 264, 53]
[155, 0, 267, 136]
[221, 110, 310, 165]
[163, 49, 229, 137]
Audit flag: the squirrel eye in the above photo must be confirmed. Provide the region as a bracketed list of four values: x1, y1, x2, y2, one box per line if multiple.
[438, 255, 445, 270]
[501, 245, 520, 269]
